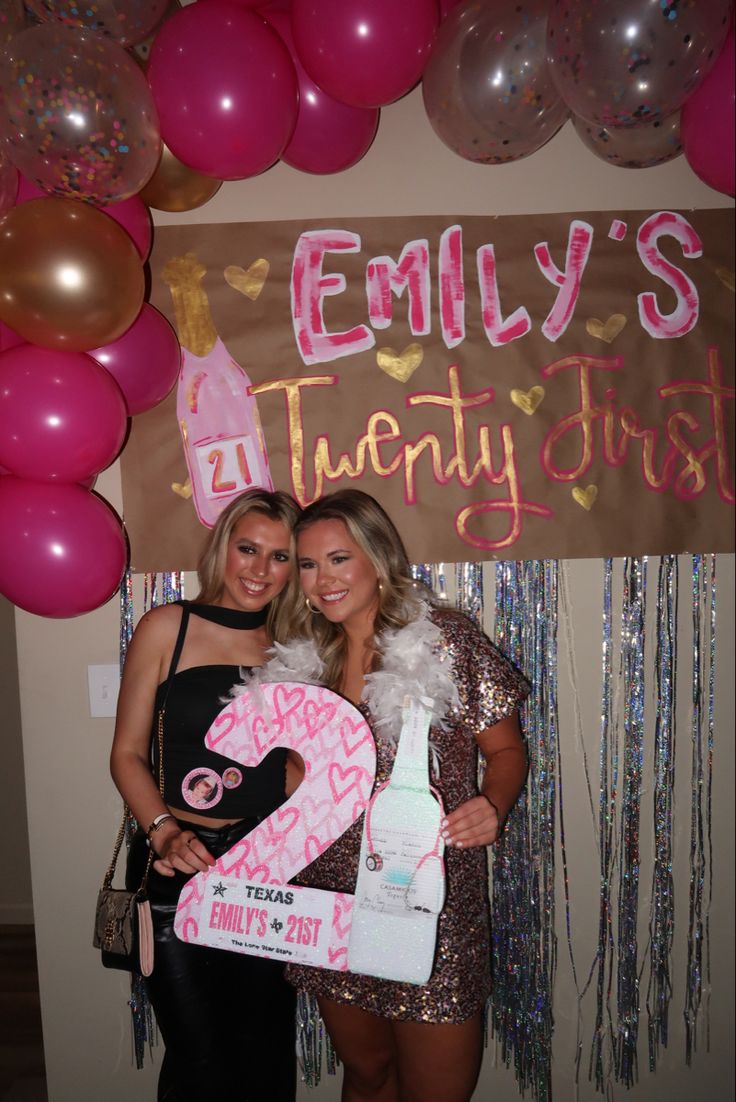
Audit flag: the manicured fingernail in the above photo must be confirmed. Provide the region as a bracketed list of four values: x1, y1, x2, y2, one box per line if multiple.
[441, 818, 448, 828]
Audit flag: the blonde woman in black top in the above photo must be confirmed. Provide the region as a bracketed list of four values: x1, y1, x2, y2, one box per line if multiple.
[111, 488, 301, 1102]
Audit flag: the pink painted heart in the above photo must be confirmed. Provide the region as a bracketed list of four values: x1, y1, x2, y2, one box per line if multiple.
[177, 881, 203, 908]
[351, 798, 367, 821]
[333, 900, 353, 939]
[181, 916, 199, 942]
[340, 715, 374, 758]
[329, 762, 365, 805]
[276, 839, 309, 881]
[242, 862, 271, 883]
[251, 712, 276, 757]
[302, 794, 334, 831]
[268, 805, 300, 839]
[304, 833, 330, 864]
[328, 946, 349, 968]
[304, 697, 338, 736]
[272, 683, 306, 728]
[207, 708, 236, 748]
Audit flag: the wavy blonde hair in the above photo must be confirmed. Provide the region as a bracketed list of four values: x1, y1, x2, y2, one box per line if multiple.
[195, 489, 302, 643]
[290, 489, 427, 690]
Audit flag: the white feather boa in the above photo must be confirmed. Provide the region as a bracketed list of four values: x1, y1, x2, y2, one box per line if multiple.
[234, 602, 459, 749]
[363, 604, 459, 743]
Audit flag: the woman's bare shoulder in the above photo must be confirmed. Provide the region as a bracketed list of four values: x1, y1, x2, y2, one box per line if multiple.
[129, 602, 183, 651]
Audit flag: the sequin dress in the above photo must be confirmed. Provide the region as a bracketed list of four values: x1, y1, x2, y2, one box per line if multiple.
[286, 608, 530, 1023]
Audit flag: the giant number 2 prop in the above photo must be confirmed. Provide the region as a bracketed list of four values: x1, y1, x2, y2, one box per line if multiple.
[173, 682, 376, 970]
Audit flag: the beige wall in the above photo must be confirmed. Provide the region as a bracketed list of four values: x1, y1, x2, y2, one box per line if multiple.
[14, 91, 734, 1102]
[0, 594, 33, 923]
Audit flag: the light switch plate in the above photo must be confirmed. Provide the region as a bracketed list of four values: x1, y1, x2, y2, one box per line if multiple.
[87, 664, 120, 718]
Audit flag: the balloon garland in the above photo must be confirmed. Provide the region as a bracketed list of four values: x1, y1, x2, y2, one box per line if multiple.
[0, 7, 724, 1101]
[0, 0, 731, 620]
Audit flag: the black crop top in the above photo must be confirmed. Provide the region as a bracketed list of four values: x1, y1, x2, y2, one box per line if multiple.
[151, 602, 287, 820]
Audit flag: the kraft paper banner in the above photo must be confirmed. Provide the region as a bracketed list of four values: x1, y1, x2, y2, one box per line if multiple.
[121, 210, 734, 569]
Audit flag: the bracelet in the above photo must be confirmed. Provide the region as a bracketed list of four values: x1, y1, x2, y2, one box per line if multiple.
[147, 812, 175, 838]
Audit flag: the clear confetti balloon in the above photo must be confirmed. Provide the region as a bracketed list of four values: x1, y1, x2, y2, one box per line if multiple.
[0, 23, 161, 203]
[573, 110, 682, 168]
[25, 0, 169, 47]
[547, 0, 732, 127]
[422, 0, 568, 164]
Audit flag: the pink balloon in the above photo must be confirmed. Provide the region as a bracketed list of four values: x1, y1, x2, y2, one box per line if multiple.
[100, 195, 152, 261]
[0, 477, 127, 617]
[15, 175, 47, 203]
[148, 2, 298, 179]
[682, 24, 735, 197]
[265, 9, 379, 173]
[0, 321, 24, 352]
[200, 0, 264, 6]
[292, 0, 439, 109]
[0, 345, 127, 481]
[88, 304, 181, 416]
[15, 175, 152, 260]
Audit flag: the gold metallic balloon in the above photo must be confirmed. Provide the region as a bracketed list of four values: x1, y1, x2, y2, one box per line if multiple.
[0, 197, 145, 351]
[139, 144, 223, 213]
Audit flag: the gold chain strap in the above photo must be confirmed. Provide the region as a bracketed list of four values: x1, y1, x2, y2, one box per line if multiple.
[102, 707, 166, 894]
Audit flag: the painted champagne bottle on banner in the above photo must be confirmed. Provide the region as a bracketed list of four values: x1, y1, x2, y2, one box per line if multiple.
[348, 697, 446, 985]
[163, 254, 272, 527]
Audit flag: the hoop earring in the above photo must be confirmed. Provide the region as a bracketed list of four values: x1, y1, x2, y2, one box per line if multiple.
[305, 597, 321, 615]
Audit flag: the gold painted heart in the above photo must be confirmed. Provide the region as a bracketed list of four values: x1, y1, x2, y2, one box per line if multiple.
[572, 484, 598, 511]
[171, 479, 193, 500]
[224, 259, 270, 300]
[586, 314, 627, 343]
[376, 343, 424, 383]
[510, 386, 545, 415]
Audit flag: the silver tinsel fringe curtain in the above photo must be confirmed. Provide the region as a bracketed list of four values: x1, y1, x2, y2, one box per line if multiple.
[119, 557, 717, 1095]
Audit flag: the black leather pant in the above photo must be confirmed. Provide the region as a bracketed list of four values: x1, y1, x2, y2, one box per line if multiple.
[128, 820, 297, 1102]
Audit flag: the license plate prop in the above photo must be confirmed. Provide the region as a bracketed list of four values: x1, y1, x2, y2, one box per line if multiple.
[174, 682, 376, 971]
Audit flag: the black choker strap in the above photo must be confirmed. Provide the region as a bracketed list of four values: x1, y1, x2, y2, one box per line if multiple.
[184, 601, 269, 630]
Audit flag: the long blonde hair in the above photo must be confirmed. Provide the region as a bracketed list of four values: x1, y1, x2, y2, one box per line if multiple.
[196, 489, 302, 642]
[291, 489, 426, 690]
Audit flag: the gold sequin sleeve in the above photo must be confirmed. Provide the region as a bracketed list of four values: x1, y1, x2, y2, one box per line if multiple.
[438, 608, 530, 732]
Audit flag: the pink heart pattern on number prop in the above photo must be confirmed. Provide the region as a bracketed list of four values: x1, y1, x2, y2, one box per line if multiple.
[174, 682, 376, 969]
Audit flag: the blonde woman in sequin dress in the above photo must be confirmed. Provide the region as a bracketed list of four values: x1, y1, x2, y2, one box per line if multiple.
[281, 489, 529, 1102]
